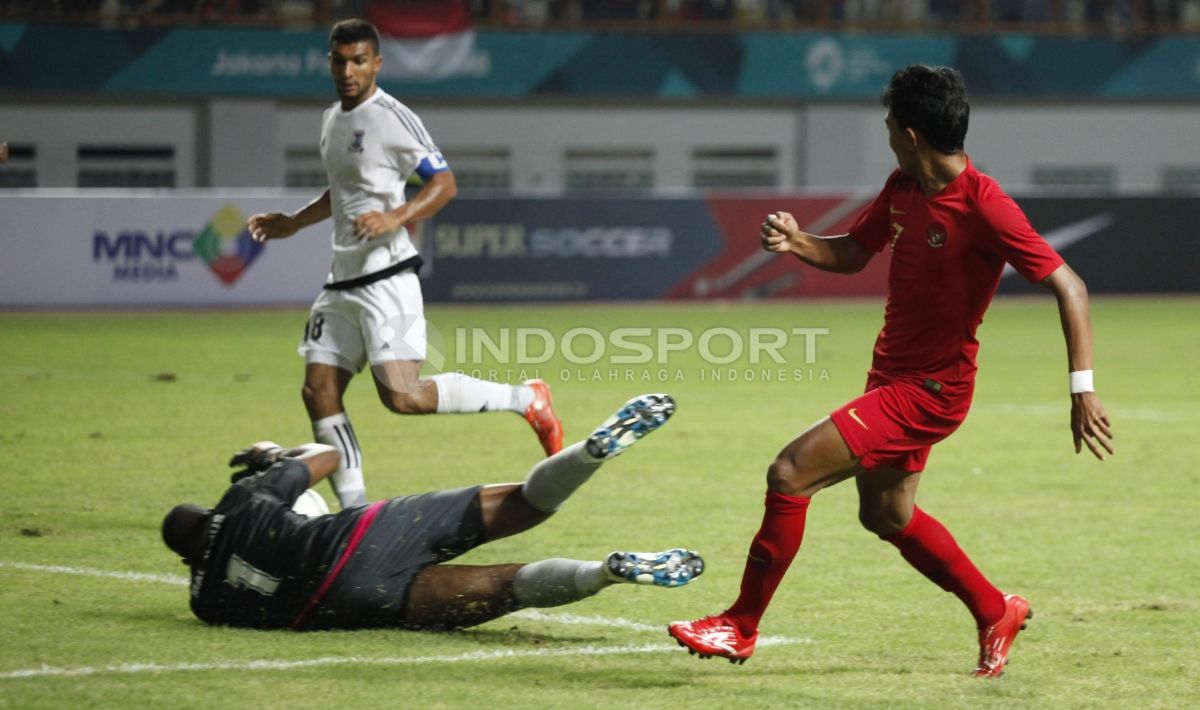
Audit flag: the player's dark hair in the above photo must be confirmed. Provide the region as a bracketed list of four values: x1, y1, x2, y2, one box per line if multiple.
[329, 18, 381, 54]
[882, 65, 969, 155]
[162, 503, 210, 560]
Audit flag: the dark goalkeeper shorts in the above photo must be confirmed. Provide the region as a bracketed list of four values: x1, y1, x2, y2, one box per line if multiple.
[301, 485, 486, 630]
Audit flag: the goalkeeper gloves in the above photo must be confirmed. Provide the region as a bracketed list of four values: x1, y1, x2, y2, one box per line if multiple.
[229, 441, 285, 483]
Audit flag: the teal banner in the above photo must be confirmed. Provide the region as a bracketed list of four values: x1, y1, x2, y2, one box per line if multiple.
[3, 24, 1199, 99]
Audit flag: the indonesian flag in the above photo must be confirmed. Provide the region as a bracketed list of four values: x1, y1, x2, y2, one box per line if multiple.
[366, 0, 489, 82]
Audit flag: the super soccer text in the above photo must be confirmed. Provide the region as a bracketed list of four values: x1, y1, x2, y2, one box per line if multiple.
[434, 224, 673, 258]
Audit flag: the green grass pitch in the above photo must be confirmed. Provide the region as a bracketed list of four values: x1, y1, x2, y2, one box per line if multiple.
[1, 297, 1197, 709]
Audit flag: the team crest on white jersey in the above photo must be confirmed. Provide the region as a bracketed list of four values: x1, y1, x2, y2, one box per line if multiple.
[349, 130, 365, 153]
[927, 226, 946, 248]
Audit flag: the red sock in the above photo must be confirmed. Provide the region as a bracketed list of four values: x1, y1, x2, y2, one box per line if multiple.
[724, 491, 810, 636]
[882, 506, 1005, 628]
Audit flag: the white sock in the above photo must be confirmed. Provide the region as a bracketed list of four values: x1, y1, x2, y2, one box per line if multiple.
[311, 412, 367, 508]
[510, 558, 611, 608]
[431, 372, 530, 414]
[519, 442, 603, 513]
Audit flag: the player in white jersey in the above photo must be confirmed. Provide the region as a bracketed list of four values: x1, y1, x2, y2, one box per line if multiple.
[247, 19, 562, 509]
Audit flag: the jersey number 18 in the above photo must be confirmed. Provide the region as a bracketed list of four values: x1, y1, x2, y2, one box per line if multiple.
[304, 314, 325, 342]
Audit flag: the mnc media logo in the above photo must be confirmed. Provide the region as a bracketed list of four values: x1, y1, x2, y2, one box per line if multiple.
[191, 205, 263, 285]
[92, 203, 264, 285]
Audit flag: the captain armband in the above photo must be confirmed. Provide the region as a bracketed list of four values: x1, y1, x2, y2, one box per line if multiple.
[414, 152, 450, 182]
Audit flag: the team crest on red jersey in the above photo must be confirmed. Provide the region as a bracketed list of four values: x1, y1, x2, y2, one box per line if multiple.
[927, 226, 946, 248]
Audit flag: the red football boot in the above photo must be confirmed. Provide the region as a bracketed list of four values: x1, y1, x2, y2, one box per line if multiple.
[972, 593, 1033, 677]
[668, 614, 758, 665]
[523, 379, 563, 456]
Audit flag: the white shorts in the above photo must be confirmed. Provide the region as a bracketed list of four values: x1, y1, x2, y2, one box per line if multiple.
[298, 271, 427, 373]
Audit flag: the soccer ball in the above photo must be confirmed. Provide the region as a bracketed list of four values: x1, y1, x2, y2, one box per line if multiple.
[292, 489, 331, 517]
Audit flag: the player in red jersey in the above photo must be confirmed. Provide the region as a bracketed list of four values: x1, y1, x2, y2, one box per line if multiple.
[668, 65, 1113, 676]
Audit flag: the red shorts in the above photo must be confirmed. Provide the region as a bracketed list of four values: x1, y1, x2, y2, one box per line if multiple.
[830, 372, 972, 473]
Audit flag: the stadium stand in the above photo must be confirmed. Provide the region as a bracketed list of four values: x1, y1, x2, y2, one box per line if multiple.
[2, 0, 1197, 32]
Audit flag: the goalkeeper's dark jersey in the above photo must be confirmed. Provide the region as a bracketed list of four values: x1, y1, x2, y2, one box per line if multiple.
[187, 460, 365, 629]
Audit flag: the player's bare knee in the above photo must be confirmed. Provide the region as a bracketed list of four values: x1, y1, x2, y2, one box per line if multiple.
[301, 381, 317, 408]
[766, 456, 803, 495]
[858, 506, 906, 536]
[380, 388, 422, 414]
[301, 380, 338, 412]
[858, 508, 885, 535]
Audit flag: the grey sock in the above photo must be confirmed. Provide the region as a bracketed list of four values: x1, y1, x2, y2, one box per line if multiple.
[519, 442, 603, 513]
[510, 558, 609, 608]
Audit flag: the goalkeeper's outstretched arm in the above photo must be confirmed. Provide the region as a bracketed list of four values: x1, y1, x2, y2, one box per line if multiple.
[284, 444, 340, 487]
[231, 442, 340, 487]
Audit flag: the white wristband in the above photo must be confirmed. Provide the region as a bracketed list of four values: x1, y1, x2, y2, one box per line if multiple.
[1069, 370, 1094, 394]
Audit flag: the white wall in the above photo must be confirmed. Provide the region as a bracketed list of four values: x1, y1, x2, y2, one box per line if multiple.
[0, 103, 199, 187]
[968, 103, 1200, 191]
[207, 99, 282, 188]
[421, 104, 803, 190]
[804, 101, 1200, 190]
[276, 102, 804, 190]
[3, 98, 1199, 192]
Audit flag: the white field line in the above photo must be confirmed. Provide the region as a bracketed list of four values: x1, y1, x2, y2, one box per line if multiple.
[510, 609, 806, 648]
[0, 560, 812, 679]
[510, 608, 661, 632]
[0, 638, 798, 680]
[0, 561, 188, 586]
